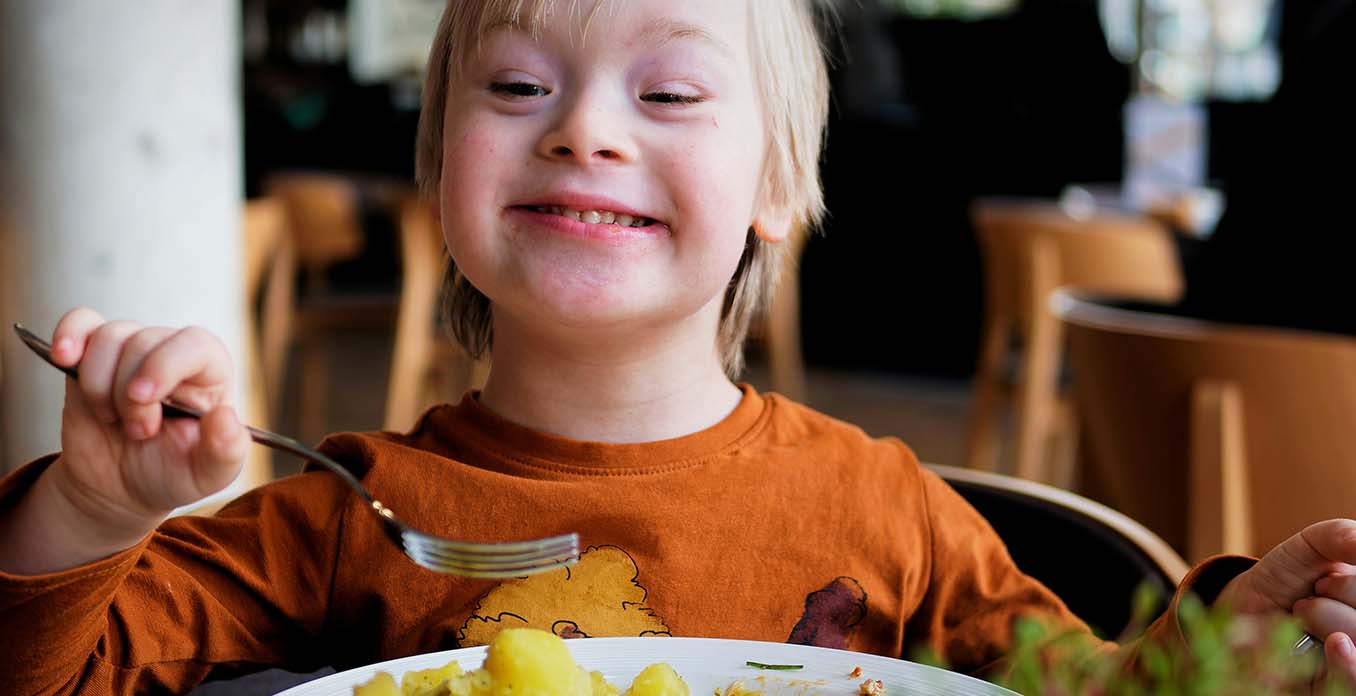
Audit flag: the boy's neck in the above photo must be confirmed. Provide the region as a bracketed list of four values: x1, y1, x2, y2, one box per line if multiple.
[477, 316, 743, 444]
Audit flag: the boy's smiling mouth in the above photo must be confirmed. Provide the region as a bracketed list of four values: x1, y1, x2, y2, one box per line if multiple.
[507, 195, 668, 239]
[520, 205, 657, 229]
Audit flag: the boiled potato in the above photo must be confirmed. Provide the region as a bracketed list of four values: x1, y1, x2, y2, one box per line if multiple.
[446, 669, 491, 696]
[471, 627, 593, 695]
[354, 671, 399, 696]
[591, 670, 622, 696]
[355, 629, 685, 696]
[623, 663, 689, 696]
[402, 661, 465, 696]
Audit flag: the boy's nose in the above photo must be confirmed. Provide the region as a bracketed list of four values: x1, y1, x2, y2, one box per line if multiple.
[537, 93, 634, 166]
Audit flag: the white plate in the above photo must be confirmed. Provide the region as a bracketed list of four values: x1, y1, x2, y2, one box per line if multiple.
[275, 637, 1017, 695]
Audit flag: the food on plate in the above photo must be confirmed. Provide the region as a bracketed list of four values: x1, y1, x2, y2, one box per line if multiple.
[352, 629, 892, 695]
[744, 661, 803, 671]
[352, 628, 689, 696]
[623, 663, 689, 695]
[857, 678, 884, 695]
[716, 680, 758, 696]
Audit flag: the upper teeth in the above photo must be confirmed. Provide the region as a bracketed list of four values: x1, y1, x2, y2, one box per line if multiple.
[531, 205, 652, 227]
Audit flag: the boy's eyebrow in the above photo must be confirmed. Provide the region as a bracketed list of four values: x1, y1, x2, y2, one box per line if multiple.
[637, 18, 733, 59]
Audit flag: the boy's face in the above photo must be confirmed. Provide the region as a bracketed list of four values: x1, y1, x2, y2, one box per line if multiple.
[438, 0, 770, 342]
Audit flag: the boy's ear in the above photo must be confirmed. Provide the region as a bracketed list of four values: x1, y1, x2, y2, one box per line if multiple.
[752, 204, 793, 243]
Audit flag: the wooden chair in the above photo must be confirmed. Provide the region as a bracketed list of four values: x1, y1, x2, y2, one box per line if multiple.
[931, 463, 1189, 639]
[383, 196, 488, 432]
[1056, 290, 1356, 561]
[263, 172, 397, 444]
[746, 228, 811, 402]
[0, 331, 6, 468]
[242, 198, 294, 422]
[965, 199, 1184, 485]
[239, 197, 294, 489]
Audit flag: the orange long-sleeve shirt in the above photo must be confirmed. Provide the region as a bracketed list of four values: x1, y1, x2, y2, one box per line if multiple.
[0, 386, 1241, 694]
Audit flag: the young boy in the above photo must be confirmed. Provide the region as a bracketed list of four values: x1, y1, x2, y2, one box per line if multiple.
[3, 0, 1356, 693]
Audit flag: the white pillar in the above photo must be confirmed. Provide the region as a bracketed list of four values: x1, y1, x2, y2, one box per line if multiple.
[0, 2, 244, 481]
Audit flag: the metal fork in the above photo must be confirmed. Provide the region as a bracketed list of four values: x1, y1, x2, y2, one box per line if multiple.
[13, 323, 579, 579]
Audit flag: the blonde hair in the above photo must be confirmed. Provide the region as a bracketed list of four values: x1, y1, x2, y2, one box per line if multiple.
[415, 0, 830, 378]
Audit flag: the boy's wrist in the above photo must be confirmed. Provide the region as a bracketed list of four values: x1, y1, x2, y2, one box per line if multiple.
[0, 456, 158, 575]
[46, 454, 165, 545]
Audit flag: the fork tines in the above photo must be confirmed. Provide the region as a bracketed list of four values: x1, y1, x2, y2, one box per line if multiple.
[402, 532, 580, 578]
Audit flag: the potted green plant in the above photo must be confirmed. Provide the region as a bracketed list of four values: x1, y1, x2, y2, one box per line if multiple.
[918, 586, 1348, 695]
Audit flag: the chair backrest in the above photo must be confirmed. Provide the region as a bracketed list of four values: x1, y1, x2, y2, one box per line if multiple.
[930, 463, 1188, 640]
[242, 197, 294, 423]
[1057, 290, 1356, 561]
[967, 199, 1186, 483]
[756, 227, 810, 401]
[239, 197, 295, 490]
[972, 199, 1183, 326]
[262, 172, 365, 279]
[384, 196, 487, 431]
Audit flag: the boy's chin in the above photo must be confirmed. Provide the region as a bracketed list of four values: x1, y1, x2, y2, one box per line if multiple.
[506, 289, 717, 339]
[534, 298, 674, 329]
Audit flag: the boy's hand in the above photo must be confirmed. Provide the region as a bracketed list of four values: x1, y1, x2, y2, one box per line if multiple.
[1217, 519, 1356, 686]
[41, 307, 248, 555]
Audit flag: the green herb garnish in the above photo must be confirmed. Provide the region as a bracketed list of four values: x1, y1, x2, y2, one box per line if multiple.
[745, 661, 803, 671]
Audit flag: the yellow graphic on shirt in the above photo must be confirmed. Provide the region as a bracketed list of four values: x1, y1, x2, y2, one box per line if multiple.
[459, 545, 672, 646]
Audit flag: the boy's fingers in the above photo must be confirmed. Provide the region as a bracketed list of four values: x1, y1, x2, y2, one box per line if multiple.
[1315, 573, 1356, 608]
[113, 327, 220, 440]
[1301, 520, 1356, 568]
[50, 307, 106, 366]
[127, 326, 235, 404]
[190, 405, 248, 496]
[120, 326, 234, 435]
[77, 321, 147, 425]
[1245, 520, 1356, 613]
[1294, 597, 1356, 643]
[1321, 633, 1356, 690]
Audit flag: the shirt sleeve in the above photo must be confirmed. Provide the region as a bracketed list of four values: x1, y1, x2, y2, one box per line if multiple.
[906, 465, 1256, 679]
[0, 456, 351, 696]
[906, 465, 1109, 672]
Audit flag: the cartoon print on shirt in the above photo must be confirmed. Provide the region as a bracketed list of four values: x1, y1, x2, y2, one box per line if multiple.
[459, 545, 671, 646]
[788, 576, 867, 649]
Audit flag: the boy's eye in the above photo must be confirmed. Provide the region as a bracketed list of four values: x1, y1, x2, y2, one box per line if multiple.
[641, 91, 705, 105]
[490, 81, 550, 98]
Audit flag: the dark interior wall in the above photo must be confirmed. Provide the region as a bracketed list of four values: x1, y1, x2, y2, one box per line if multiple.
[802, 0, 1130, 377]
[244, 71, 418, 194]
[1178, 0, 1356, 336]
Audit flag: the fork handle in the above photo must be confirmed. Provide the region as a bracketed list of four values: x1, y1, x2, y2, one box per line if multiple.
[166, 407, 378, 509]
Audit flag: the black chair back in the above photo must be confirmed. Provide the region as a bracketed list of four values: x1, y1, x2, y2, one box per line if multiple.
[932, 465, 1188, 639]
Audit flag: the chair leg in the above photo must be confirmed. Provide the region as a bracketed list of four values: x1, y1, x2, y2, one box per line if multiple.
[1189, 380, 1252, 560]
[1013, 236, 1062, 483]
[1048, 395, 1080, 490]
[298, 331, 329, 447]
[242, 319, 274, 487]
[766, 272, 807, 402]
[965, 313, 1011, 472]
[1013, 319, 1059, 482]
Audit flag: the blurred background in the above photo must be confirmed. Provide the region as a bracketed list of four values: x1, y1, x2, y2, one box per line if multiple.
[2, 0, 1352, 566]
